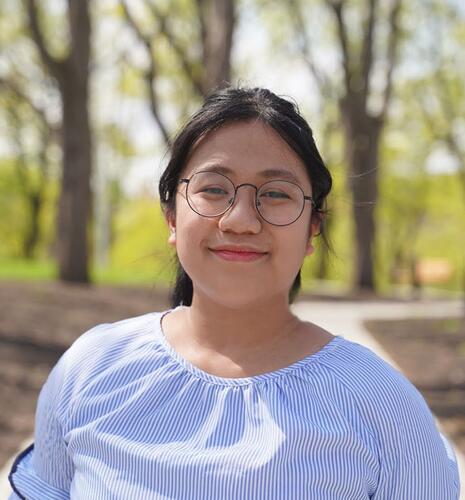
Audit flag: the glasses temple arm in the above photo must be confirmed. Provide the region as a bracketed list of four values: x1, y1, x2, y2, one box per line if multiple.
[304, 195, 317, 207]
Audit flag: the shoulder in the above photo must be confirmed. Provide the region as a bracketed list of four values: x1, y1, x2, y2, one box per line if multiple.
[62, 311, 160, 370]
[314, 337, 436, 440]
[64, 309, 167, 369]
[321, 337, 425, 408]
[318, 338, 454, 460]
[320, 339, 433, 425]
[42, 310, 168, 419]
[67, 310, 162, 356]
[321, 340, 461, 497]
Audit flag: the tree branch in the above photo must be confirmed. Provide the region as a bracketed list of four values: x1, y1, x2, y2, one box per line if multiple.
[360, 0, 378, 103]
[146, 59, 172, 147]
[145, 1, 204, 97]
[120, 0, 151, 50]
[434, 73, 465, 191]
[120, 0, 171, 146]
[380, 0, 402, 119]
[68, 0, 91, 81]
[2, 99, 32, 195]
[194, 0, 208, 69]
[287, 0, 335, 99]
[0, 77, 45, 124]
[326, 0, 352, 94]
[23, 0, 64, 79]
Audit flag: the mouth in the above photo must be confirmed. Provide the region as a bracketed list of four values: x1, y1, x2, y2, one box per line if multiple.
[209, 248, 268, 262]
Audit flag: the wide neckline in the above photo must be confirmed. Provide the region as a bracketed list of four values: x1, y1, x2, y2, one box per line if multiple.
[154, 307, 344, 387]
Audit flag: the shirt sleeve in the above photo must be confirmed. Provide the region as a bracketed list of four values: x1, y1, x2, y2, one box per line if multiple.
[7, 322, 112, 500]
[370, 378, 461, 499]
[8, 354, 75, 500]
[7, 313, 156, 499]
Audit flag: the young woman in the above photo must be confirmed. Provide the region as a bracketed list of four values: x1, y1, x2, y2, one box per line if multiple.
[9, 87, 460, 499]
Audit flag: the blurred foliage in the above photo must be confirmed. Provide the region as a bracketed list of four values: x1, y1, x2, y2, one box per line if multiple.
[0, 160, 58, 259]
[0, 0, 464, 295]
[110, 199, 174, 286]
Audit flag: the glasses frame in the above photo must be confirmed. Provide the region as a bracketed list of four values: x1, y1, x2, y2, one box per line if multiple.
[179, 171, 316, 227]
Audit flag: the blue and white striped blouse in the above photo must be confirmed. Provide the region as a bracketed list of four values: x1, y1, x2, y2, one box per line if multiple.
[9, 307, 460, 499]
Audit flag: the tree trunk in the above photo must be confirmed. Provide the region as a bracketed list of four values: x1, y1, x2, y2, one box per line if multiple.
[199, 0, 235, 94]
[25, 0, 93, 282]
[316, 215, 333, 281]
[46, 0, 93, 283]
[57, 72, 92, 282]
[22, 194, 42, 259]
[340, 95, 382, 290]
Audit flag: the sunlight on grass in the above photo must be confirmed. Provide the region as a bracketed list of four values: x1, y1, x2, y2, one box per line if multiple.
[0, 258, 57, 280]
[0, 258, 174, 287]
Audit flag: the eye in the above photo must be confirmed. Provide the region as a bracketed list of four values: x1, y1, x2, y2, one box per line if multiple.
[200, 186, 228, 195]
[261, 190, 291, 199]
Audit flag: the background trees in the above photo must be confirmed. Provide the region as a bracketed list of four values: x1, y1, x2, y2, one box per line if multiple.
[0, 0, 463, 296]
[286, 0, 403, 291]
[0, 74, 57, 259]
[119, 0, 236, 145]
[23, 0, 93, 282]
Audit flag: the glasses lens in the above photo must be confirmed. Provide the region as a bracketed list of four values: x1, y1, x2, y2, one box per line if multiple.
[257, 180, 304, 225]
[187, 172, 235, 216]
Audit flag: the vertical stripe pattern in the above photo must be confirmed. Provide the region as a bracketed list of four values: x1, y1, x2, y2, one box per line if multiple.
[9, 308, 460, 499]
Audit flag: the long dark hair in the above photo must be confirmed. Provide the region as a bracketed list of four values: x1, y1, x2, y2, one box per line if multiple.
[159, 86, 332, 307]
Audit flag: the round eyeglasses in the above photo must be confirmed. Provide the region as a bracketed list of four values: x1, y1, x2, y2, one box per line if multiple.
[179, 171, 315, 227]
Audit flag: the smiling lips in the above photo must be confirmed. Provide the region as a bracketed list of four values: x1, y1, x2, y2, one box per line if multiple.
[209, 246, 268, 262]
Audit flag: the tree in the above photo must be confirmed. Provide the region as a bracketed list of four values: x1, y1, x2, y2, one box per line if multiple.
[288, 0, 403, 291]
[119, 0, 236, 146]
[0, 75, 58, 258]
[93, 123, 136, 268]
[414, 0, 465, 306]
[23, 0, 93, 282]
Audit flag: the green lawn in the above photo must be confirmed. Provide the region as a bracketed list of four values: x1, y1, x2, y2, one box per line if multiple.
[0, 258, 173, 286]
[0, 258, 57, 281]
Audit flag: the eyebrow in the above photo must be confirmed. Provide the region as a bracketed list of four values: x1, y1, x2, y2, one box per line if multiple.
[196, 165, 301, 184]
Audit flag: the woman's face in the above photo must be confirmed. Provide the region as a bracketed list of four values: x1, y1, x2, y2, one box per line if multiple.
[166, 120, 319, 308]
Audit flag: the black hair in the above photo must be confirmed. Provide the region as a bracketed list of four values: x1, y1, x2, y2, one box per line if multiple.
[159, 86, 332, 307]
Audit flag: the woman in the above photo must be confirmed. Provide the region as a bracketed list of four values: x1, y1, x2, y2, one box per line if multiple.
[9, 87, 460, 499]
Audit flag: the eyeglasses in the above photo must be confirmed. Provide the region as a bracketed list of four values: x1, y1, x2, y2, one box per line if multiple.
[179, 171, 315, 226]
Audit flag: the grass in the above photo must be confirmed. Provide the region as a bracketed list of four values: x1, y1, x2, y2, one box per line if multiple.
[0, 258, 57, 281]
[0, 258, 173, 287]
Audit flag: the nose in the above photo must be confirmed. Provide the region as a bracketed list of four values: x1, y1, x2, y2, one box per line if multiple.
[218, 184, 261, 234]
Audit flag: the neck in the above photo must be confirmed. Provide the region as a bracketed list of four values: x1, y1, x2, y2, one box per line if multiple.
[184, 291, 300, 357]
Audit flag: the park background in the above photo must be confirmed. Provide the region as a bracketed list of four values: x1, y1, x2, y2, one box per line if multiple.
[0, 0, 464, 293]
[0, 0, 465, 495]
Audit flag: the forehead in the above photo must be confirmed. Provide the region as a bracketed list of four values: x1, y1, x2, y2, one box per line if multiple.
[182, 120, 311, 188]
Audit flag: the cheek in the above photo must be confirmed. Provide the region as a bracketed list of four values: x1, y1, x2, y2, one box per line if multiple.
[174, 212, 209, 264]
[282, 215, 312, 253]
[262, 223, 310, 290]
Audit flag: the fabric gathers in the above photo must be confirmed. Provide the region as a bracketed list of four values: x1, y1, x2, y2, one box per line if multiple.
[9, 308, 461, 499]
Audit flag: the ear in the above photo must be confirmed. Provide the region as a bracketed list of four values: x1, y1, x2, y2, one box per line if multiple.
[305, 213, 322, 256]
[165, 210, 177, 247]
[305, 238, 315, 256]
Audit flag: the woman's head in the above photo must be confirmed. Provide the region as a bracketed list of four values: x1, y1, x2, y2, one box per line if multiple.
[159, 87, 332, 307]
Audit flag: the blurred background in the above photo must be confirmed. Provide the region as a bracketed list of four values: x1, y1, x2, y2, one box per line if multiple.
[0, 0, 464, 294]
[1, 0, 465, 491]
